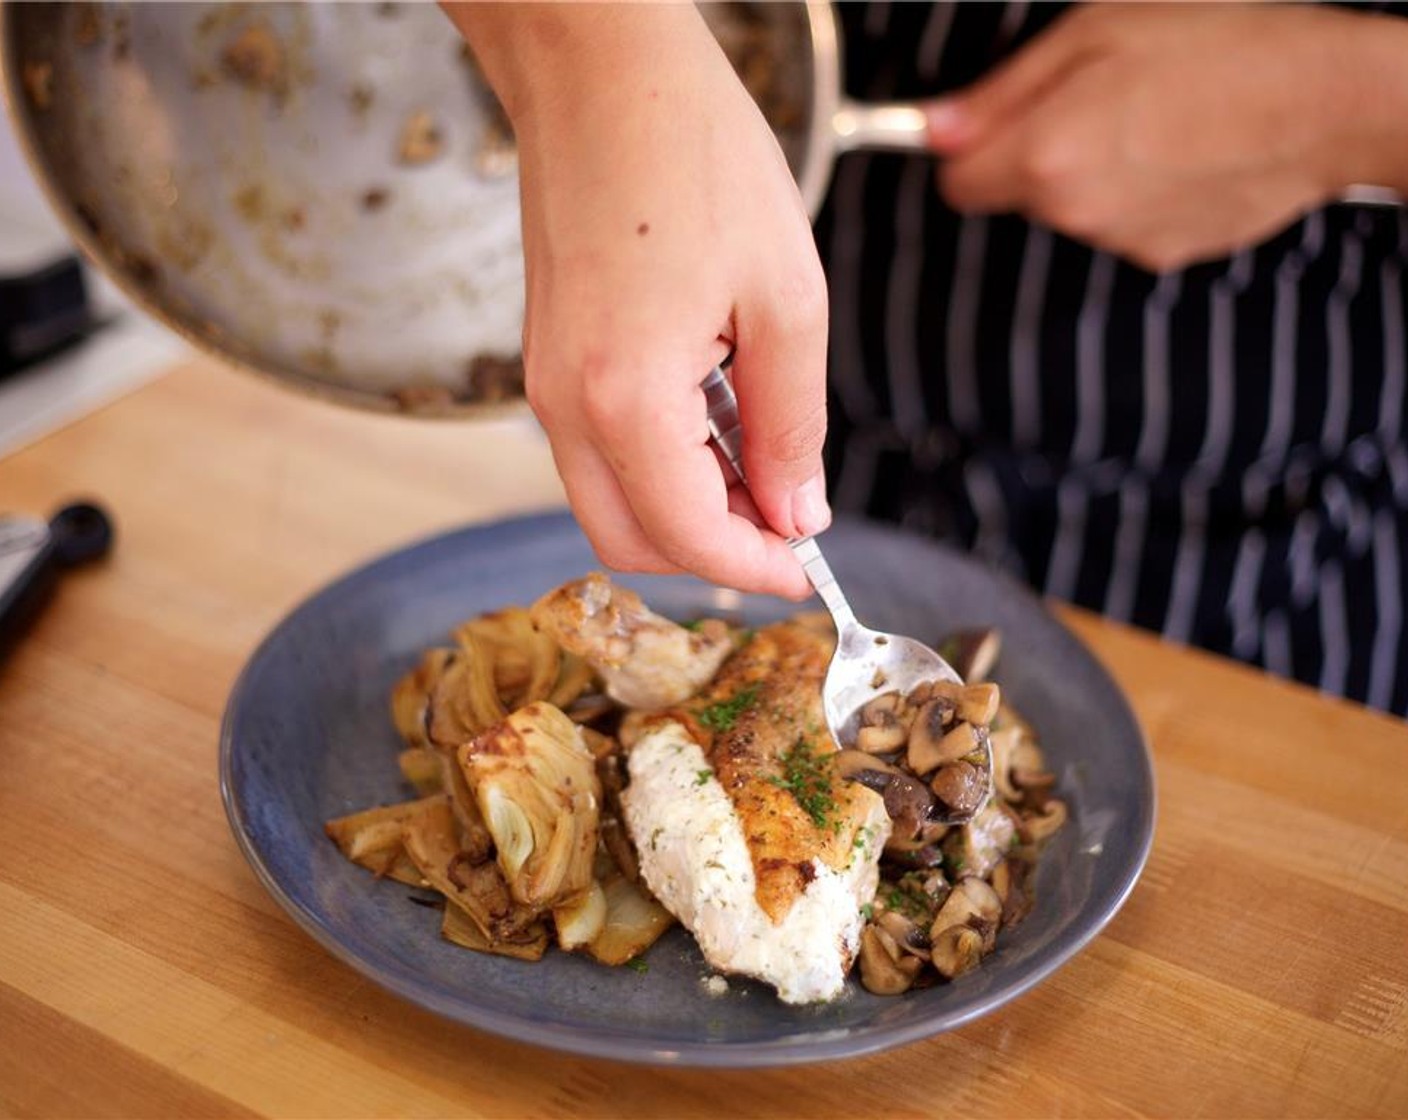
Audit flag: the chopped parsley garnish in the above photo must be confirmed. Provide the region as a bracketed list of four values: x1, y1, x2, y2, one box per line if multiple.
[695, 769, 713, 786]
[882, 884, 929, 920]
[768, 737, 838, 830]
[680, 618, 706, 632]
[860, 903, 874, 920]
[697, 684, 761, 732]
[625, 958, 649, 974]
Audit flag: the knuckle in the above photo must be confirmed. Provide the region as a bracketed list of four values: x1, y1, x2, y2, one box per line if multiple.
[762, 399, 828, 467]
[662, 541, 739, 587]
[1034, 190, 1103, 241]
[590, 535, 656, 574]
[577, 353, 634, 435]
[1020, 137, 1080, 192]
[939, 165, 981, 213]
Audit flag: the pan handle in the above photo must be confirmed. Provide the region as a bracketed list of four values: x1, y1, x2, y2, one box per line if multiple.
[831, 100, 931, 154]
[827, 101, 1404, 210]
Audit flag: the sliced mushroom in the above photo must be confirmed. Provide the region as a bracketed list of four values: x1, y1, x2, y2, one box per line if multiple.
[929, 760, 987, 817]
[1013, 767, 1057, 811]
[957, 682, 1000, 727]
[856, 717, 908, 754]
[859, 925, 923, 995]
[860, 691, 903, 724]
[989, 725, 1025, 802]
[1023, 798, 1067, 842]
[902, 681, 935, 706]
[930, 924, 984, 980]
[908, 716, 976, 775]
[930, 877, 1002, 953]
[881, 774, 938, 849]
[992, 858, 1035, 928]
[990, 859, 1012, 905]
[837, 751, 904, 798]
[875, 909, 932, 959]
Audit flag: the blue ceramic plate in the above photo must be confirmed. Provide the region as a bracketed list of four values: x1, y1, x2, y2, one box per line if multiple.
[220, 512, 1153, 1067]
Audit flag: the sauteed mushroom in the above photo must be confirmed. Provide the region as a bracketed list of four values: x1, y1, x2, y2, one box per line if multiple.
[881, 775, 938, 849]
[930, 877, 1002, 953]
[1024, 799, 1068, 842]
[930, 924, 985, 980]
[957, 682, 1000, 727]
[929, 760, 986, 817]
[859, 925, 923, 995]
[836, 749, 903, 792]
[874, 909, 932, 959]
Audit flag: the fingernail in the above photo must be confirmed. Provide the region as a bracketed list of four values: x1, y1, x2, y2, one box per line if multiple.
[925, 99, 970, 145]
[792, 473, 831, 538]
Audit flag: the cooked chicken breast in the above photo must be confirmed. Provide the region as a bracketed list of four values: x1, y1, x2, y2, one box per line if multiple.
[620, 623, 890, 1004]
[530, 573, 734, 710]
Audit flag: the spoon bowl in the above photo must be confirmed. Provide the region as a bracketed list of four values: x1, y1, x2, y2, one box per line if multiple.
[824, 622, 963, 741]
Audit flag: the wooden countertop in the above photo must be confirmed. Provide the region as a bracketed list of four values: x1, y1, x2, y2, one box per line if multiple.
[2, 359, 1406, 1118]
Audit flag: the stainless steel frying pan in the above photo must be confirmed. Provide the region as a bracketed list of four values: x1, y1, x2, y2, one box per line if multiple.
[1, 1, 938, 418]
[6, 3, 1389, 418]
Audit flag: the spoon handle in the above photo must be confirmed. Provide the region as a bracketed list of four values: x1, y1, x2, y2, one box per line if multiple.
[701, 365, 747, 483]
[701, 366, 859, 634]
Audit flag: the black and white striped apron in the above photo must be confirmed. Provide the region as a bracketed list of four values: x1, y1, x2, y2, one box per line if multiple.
[815, 2, 1408, 715]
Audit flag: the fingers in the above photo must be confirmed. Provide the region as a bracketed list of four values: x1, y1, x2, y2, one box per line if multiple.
[536, 356, 812, 600]
[940, 65, 1106, 218]
[939, 122, 1035, 215]
[545, 432, 685, 576]
[926, 9, 1093, 154]
[594, 370, 811, 597]
[731, 264, 832, 541]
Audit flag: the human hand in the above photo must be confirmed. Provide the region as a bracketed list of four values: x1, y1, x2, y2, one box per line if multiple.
[445, 4, 828, 599]
[926, 4, 1389, 272]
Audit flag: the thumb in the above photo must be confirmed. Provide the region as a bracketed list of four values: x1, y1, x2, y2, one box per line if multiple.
[730, 277, 831, 541]
[925, 17, 1087, 153]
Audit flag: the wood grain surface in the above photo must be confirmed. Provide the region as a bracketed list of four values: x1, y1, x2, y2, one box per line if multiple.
[1, 359, 1405, 1119]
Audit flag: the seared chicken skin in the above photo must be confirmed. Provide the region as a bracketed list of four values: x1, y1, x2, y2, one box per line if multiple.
[621, 623, 890, 1003]
[530, 573, 734, 710]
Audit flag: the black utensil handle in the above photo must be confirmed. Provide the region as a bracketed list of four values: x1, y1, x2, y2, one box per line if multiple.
[0, 502, 113, 662]
[0, 516, 58, 662]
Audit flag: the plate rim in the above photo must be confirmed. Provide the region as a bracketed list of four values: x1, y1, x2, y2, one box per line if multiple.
[219, 510, 1156, 1067]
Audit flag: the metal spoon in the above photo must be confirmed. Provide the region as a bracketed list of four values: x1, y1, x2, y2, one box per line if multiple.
[702, 366, 993, 824]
